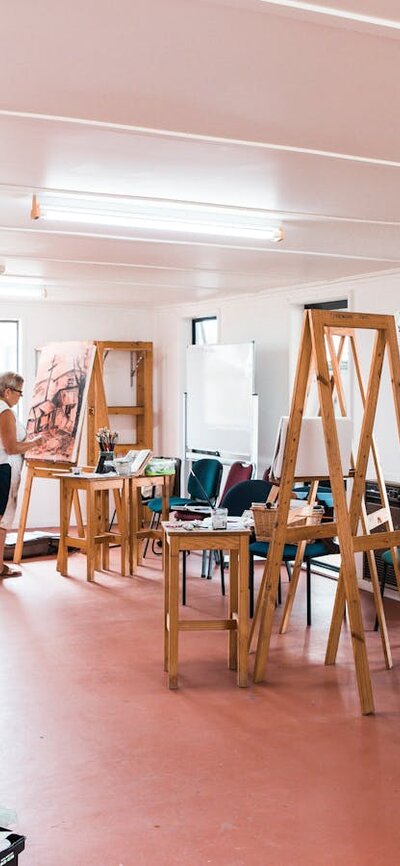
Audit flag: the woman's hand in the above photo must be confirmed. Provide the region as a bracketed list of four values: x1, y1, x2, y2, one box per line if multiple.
[26, 434, 43, 448]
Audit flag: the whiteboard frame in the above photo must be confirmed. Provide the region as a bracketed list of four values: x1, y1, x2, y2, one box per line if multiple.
[183, 340, 258, 475]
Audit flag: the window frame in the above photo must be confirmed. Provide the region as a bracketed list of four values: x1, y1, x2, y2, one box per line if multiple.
[191, 316, 218, 346]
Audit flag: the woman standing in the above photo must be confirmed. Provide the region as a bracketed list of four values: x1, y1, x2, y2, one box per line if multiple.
[0, 372, 42, 578]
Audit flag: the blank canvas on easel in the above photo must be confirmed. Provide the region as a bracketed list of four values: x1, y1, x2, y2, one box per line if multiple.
[26, 341, 96, 463]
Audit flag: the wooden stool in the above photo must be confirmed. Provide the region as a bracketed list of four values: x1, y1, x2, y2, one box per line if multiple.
[56, 473, 128, 581]
[163, 522, 250, 688]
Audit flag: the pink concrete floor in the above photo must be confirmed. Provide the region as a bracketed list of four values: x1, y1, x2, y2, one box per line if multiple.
[1, 548, 400, 866]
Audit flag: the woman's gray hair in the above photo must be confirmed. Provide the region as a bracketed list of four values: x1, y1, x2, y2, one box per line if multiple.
[0, 371, 24, 397]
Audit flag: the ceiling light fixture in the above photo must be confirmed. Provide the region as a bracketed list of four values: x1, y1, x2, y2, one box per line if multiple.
[38, 195, 285, 243]
[258, 0, 400, 31]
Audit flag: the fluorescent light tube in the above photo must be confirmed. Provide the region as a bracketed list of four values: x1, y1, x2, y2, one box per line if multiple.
[0, 285, 43, 299]
[38, 195, 284, 243]
[258, 0, 400, 31]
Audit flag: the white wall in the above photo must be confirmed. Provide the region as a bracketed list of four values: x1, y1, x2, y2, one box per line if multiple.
[154, 272, 400, 486]
[0, 299, 154, 527]
[154, 291, 292, 477]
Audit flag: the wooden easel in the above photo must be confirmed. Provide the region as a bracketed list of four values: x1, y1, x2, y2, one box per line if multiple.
[14, 345, 109, 563]
[276, 325, 395, 669]
[253, 310, 400, 715]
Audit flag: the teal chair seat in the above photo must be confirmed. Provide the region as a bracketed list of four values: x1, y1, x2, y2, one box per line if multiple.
[250, 540, 327, 560]
[250, 539, 338, 625]
[147, 495, 192, 514]
[382, 548, 399, 566]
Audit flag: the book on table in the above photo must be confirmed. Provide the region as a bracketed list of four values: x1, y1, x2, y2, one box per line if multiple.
[114, 449, 152, 476]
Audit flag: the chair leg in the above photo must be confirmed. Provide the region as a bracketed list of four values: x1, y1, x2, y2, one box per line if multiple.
[219, 550, 225, 596]
[182, 551, 187, 606]
[277, 572, 282, 605]
[206, 550, 214, 580]
[285, 562, 292, 582]
[143, 511, 155, 558]
[201, 550, 208, 578]
[151, 513, 161, 555]
[374, 562, 387, 631]
[306, 558, 311, 626]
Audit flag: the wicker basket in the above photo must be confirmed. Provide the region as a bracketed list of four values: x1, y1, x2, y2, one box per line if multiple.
[251, 502, 323, 542]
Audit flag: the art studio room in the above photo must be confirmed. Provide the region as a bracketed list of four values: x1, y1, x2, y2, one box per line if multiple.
[1, 2, 400, 865]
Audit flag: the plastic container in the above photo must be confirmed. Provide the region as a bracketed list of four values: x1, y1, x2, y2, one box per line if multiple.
[145, 458, 175, 476]
[0, 827, 25, 865]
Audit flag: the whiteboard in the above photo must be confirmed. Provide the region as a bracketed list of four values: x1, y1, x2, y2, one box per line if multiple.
[186, 343, 256, 458]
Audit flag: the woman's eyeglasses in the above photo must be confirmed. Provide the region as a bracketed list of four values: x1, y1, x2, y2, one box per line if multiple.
[10, 388, 23, 395]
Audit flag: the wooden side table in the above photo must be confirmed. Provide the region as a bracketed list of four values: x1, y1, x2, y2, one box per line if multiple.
[128, 474, 172, 574]
[162, 523, 250, 688]
[56, 472, 128, 581]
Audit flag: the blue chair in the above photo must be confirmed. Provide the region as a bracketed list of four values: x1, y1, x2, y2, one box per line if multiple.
[181, 467, 256, 604]
[146, 457, 222, 517]
[374, 547, 399, 631]
[145, 459, 223, 570]
[218, 479, 273, 616]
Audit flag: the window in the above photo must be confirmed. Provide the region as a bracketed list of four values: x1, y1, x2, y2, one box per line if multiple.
[0, 320, 19, 372]
[192, 316, 218, 345]
[305, 300, 349, 373]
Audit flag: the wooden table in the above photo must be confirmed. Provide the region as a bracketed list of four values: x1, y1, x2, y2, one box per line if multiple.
[162, 522, 251, 689]
[56, 472, 128, 581]
[129, 473, 172, 574]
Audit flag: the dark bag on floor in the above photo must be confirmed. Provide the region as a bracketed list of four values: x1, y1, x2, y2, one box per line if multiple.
[4, 531, 60, 561]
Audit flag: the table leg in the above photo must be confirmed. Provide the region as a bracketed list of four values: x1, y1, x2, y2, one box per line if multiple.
[130, 485, 140, 574]
[128, 478, 133, 574]
[168, 540, 180, 689]
[95, 490, 102, 571]
[58, 481, 73, 576]
[119, 481, 128, 576]
[229, 549, 238, 671]
[86, 487, 96, 581]
[102, 490, 110, 571]
[163, 530, 170, 672]
[237, 536, 249, 687]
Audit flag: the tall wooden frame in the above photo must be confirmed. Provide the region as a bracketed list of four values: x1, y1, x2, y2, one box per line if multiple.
[277, 325, 396, 669]
[253, 310, 400, 715]
[88, 341, 153, 464]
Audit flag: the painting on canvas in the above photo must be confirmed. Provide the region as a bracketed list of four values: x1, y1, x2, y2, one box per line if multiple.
[26, 341, 96, 462]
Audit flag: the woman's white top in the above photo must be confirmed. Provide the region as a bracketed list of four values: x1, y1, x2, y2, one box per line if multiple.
[0, 398, 25, 463]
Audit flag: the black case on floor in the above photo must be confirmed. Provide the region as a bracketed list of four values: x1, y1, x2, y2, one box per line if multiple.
[0, 828, 25, 865]
[4, 531, 60, 561]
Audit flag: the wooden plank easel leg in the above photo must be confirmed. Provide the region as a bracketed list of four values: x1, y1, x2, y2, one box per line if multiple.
[14, 463, 34, 563]
[326, 330, 392, 668]
[254, 313, 314, 683]
[311, 311, 381, 714]
[280, 480, 318, 633]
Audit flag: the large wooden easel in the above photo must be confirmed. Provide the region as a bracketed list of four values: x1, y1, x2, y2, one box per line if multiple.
[14, 345, 109, 563]
[275, 323, 397, 669]
[253, 310, 400, 715]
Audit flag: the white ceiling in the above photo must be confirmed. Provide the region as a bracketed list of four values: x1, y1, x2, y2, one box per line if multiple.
[1, 0, 400, 306]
